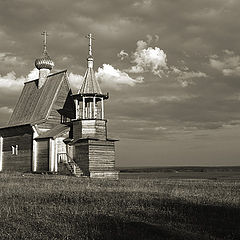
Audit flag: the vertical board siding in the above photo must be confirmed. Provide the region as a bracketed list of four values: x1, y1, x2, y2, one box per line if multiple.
[36, 139, 49, 172]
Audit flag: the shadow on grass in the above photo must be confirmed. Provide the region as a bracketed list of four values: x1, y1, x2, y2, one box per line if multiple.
[88, 214, 207, 240]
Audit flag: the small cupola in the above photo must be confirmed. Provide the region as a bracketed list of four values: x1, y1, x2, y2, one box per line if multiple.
[72, 33, 109, 120]
[35, 31, 54, 88]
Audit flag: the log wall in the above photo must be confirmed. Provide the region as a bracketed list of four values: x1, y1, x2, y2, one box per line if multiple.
[74, 143, 89, 176]
[88, 140, 116, 175]
[73, 139, 118, 179]
[72, 119, 107, 140]
[2, 130, 33, 172]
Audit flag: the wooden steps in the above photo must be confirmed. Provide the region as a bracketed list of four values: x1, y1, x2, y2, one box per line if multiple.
[58, 153, 83, 177]
[65, 161, 83, 177]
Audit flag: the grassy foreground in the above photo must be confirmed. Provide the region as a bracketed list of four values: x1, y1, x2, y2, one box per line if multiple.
[0, 173, 239, 240]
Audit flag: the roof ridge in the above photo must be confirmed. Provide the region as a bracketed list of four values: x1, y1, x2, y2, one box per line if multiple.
[25, 69, 67, 84]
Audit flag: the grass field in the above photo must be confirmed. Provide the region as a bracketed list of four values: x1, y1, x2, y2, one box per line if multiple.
[0, 170, 239, 240]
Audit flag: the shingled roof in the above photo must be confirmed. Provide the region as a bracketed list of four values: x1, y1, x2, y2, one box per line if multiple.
[79, 67, 102, 94]
[8, 70, 68, 126]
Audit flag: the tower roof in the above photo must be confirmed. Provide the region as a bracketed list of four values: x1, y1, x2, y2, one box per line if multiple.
[79, 67, 102, 94]
[35, 31, 54, 70]
[78, 33, 102, 95]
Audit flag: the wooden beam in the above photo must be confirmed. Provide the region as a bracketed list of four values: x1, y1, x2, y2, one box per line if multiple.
[83, 97, 85, 119]
[101, 98, 104, 119]
[32, 126, 38, 172]
[93, 97, 96, 118]
[49, 138, 55, 172]
[90, 101, 92, 118]
[74, 99, 79, 120]
[0, 136, 3, 171]
[54, 138, 57, 172]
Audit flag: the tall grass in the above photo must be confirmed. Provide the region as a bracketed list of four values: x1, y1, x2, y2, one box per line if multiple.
[0, 173, 239, 239]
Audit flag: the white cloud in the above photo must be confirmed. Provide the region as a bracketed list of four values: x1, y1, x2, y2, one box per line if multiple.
[0, 52, 24, 65]
[133, 0, 152, 7]
[172, 67, 207, 87]
[0, 106, 13, 114]
[210, 50, 240, 76]
[27, 68, 39, 81]
[96, 64, 143, 89]
[68, 72, 84, 91]
[0, 71, 25, 91]
[117, 50, 129, 60]
[128, 39, 168, 77]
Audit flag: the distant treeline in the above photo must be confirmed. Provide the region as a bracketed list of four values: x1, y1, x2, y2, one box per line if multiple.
[118, 166, 240, 173]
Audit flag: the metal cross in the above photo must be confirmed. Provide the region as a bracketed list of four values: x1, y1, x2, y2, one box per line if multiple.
[41, 31, 48, 52]
[85, 33, 95, 56]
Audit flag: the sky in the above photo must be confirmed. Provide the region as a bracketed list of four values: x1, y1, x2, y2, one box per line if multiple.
[0, 0, 240, 167]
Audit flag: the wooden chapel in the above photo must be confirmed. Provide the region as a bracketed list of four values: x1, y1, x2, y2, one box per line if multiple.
[0, 32, 119, 179]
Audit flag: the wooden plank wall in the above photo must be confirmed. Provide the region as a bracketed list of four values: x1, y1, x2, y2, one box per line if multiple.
[72, 120, 107, 140]
[0, 137, 2, 171]
[2, 132, 33, 172]
[72, 121, 82, 140]
[88, 140, 115, 172]
[74, 144, 89, 176]
[36, 139, 49, 172]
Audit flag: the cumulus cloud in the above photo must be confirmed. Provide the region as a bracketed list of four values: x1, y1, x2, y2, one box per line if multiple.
[128, 39, 168, 77]
[96, 64, 143, 89]
[0, 106, 13, 114]
[0, 52, 22, 65]
[117, 50, 129, 60]
[67, 64, 142, 91]
[27, 68, 39, 81]
[0, 71, 25, 91]
[210, 50, 240, 76]
[172, 67, 207, 87]
[68, 72, 84, 91]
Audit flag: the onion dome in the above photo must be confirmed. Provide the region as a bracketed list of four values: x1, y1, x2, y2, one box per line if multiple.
[35, 31, 54, 70]
[35, 50, 54, 70]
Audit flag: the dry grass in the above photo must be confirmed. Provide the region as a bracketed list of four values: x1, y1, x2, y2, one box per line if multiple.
[0, 172, 239, 239]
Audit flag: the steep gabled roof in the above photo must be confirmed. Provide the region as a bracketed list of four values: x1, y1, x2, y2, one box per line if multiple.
[79, 67, 102, 94]
[8, 70, 68, 126]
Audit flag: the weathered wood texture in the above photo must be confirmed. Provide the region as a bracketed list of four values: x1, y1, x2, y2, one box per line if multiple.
[36, 139, 49, 172]
[88, 140, 115, 171]
[8, 71, 66, 126]
[72, 119, 107, 140]
[0, 137, 2, 171]
[74, 144, 89, 176]
[73, 139, 118, 178]
[1, 127, 33, 172]
[38, 77, 75, 131]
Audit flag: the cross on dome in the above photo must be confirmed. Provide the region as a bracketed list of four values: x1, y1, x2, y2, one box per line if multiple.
[35, 31, 54, 71]
[85, 33, 95, 57]
[41, 31, 48, 53]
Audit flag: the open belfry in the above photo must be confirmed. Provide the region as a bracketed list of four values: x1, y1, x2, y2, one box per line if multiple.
[0, 32, 119, 179]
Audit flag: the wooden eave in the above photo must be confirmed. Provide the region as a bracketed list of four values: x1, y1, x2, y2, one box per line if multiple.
[34, 124, 70, 140]
[72, 92, 109, 101]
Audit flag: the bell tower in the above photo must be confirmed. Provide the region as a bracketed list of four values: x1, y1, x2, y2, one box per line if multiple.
[71, 34, 118, 179]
